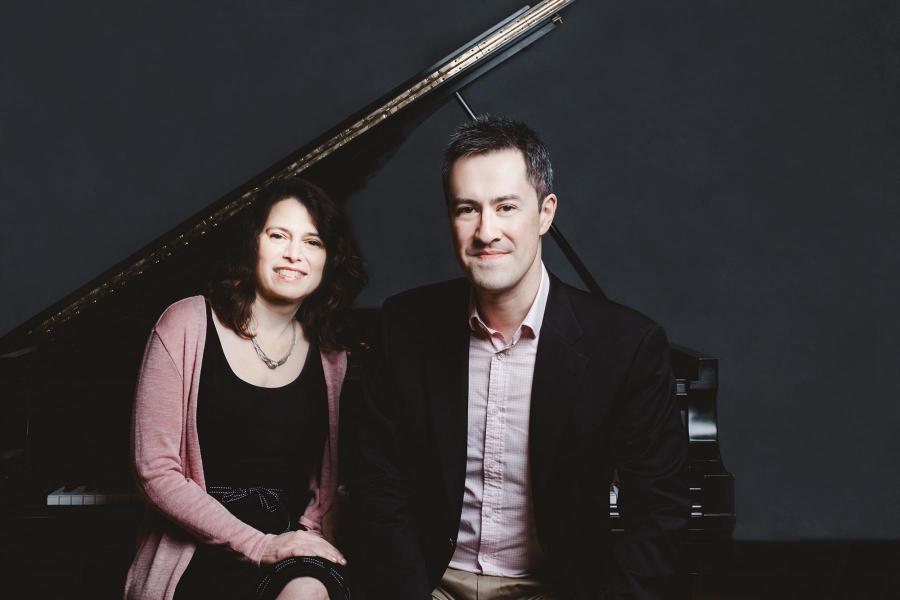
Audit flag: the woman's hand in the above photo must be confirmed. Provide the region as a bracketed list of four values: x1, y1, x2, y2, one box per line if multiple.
[261, 530, 347, 566]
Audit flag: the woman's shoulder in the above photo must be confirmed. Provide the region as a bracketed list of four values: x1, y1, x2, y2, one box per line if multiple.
[153, 295, 207, 340]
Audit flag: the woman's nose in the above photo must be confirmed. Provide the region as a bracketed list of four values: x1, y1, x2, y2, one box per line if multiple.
[283, 240, 305, 262]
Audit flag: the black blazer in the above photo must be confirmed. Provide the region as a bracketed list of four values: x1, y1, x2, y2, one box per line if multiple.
[349, 275, 689, 599]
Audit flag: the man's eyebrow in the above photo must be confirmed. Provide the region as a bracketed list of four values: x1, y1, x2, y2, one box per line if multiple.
[490, 194, 521, 203]
[451, 194, 521, 205]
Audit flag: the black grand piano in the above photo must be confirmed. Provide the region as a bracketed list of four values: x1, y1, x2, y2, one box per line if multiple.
[0, 1, 733, 596]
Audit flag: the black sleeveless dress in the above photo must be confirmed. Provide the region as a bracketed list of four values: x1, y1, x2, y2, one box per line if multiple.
[174, 303, 350, 600]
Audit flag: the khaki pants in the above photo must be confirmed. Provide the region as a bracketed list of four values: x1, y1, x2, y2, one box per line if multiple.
[432, 567, 558, 600]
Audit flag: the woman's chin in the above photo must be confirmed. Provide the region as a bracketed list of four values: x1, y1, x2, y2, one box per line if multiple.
[256, 286, 312, 307]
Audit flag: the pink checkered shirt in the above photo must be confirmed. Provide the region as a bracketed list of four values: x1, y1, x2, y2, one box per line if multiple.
[448, 263, 550, 577]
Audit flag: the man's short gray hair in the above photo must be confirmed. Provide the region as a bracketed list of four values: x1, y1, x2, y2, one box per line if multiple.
[442, 115, 554, 206]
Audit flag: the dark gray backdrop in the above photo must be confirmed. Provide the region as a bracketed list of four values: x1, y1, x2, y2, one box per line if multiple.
[1, 0, 898, 541]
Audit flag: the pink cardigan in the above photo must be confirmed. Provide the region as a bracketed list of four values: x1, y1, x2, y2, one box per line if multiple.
[124, 296, 346, 600]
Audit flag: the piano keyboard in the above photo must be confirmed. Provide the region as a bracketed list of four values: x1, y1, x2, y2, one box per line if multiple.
[46, 485, 137, 506]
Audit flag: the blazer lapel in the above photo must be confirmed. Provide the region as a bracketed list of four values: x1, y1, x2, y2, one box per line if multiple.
[530, 278, 589, 493]
[424, 282, 471, 521]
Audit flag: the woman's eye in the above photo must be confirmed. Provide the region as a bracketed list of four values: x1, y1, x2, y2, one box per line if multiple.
[306, 239, 323, 247]
[270, 232, 286, 240]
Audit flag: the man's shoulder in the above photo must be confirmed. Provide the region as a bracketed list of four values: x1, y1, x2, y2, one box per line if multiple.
[554, 279, 663, 341]
[382, 278, 469, 317]
[376, 279, 468, 348]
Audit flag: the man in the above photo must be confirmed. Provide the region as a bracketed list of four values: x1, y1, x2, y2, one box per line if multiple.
[350, 116, 689, 599]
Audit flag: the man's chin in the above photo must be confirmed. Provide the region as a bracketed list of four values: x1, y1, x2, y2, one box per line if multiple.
[466, 269, 513, 294]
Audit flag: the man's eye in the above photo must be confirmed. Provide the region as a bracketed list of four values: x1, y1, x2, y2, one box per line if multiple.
[455, 206, 476, 216]
[498, 204, 517, 213]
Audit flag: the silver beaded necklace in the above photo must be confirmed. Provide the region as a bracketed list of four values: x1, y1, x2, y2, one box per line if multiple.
[250, 320, 297, 369]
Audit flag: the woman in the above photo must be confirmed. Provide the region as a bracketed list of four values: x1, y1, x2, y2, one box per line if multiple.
[124, 178, 365, 600]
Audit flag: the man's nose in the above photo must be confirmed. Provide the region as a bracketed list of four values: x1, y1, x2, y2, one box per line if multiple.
[475, 212, 501, 245]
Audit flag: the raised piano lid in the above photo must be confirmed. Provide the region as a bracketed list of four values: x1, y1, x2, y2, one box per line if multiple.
[0, 0, 577, 358]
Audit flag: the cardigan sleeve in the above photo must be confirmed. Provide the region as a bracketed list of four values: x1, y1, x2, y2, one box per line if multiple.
[131, 329, 276, 565]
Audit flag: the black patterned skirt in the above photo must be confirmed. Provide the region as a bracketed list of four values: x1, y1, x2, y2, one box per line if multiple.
[173, 486, 350, 600]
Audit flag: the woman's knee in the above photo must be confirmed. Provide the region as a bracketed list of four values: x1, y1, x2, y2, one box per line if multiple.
[275, 576, 329, 600]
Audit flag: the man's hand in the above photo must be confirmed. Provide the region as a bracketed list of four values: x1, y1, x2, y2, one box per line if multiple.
[260, 530, 347, 566]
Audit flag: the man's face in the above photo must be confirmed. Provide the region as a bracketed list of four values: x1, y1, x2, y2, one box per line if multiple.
[448, 148, 556, 296]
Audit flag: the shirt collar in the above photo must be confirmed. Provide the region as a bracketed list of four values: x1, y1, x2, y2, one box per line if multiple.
[468, 262, 551, 345]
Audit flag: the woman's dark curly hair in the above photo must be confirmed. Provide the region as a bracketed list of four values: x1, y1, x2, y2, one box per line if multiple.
[207, 178, 366, 352]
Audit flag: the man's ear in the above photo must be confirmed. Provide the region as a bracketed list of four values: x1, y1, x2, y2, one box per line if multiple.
[538, 194, 558, 235]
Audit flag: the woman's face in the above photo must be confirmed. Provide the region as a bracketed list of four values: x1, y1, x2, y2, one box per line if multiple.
[255, 197, 327, 305]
